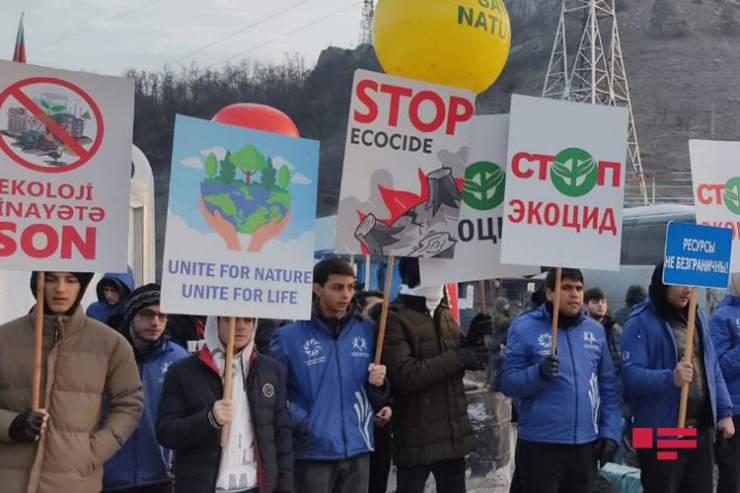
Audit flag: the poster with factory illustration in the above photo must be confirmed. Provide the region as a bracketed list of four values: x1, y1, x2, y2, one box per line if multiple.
[334, 69, 476, 258]
[0, 60, 133, 272]
[161, 115, 319, 320]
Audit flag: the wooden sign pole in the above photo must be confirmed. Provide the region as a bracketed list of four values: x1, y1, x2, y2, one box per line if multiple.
[31, 272, 45, 411]
[374, 256, 395, 364]
[478, 280, 487, 315]
[364, 254, 371, 291]
[220, 316, 236, 448]
[678, 288, 698, 429]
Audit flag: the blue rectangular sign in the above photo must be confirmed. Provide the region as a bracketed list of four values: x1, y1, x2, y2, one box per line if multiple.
[663, 222, 733, 289]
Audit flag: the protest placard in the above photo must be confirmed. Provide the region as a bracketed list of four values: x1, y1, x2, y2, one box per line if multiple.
[690, 139, 740, 272]
[0, 60, 134, 271]
[420, 114, 538, 284]
[161, 115, 319, 320]
[663, 221, 731, 289]
[500, 95, 629, 271]
[334, 69, 476, 259]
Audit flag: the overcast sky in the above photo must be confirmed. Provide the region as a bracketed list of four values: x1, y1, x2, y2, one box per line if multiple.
[2, 0, 365, 76]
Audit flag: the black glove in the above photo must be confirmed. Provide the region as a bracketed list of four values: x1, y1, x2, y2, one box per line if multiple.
[538, 355, 559, 381]
[8, 410, 46, 442]
[594, 437, 619, 468]
[466, 313, 495, 346]
[459, 345, 489, 371]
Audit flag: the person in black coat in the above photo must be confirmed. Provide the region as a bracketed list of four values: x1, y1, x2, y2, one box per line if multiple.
[156, 316, 293, 493]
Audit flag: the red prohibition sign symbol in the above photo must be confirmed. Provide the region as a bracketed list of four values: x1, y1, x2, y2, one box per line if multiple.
[0, 77, 104, 173]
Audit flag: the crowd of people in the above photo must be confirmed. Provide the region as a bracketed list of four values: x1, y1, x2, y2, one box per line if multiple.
[2, 257, 740, 493]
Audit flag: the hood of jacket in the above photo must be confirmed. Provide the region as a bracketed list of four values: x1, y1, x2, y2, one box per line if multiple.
[203, 316, 256, 379]
[30, 271, 94, 316]
[96, 267, 135, 304]
[649, 261, 694, 323]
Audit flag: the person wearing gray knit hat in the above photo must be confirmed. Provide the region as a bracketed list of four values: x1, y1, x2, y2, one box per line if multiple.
[124, 283, 162, 325]
[103, 282, 188, 492]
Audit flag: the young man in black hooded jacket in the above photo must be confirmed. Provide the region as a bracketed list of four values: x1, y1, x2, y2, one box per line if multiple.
[382, 258, 490, 493]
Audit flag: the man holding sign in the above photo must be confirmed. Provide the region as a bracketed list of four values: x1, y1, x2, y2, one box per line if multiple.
[0, 271, 143, 493]
[270, 258, 389, 493]
[622, 261, 734, 493]
[157, 316, 293, 493]
[500, 268, 621, 493]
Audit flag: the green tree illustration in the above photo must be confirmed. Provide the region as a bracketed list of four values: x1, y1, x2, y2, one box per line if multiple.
[278, 164, 290, 189]
[219, 151, 236, 184]
[231, 144, 269, 185]
[204, 153, 218, 179]
[261, 158, 277, 189]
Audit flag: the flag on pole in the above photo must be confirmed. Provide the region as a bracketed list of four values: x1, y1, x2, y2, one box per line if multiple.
[12, 13, 26, 63]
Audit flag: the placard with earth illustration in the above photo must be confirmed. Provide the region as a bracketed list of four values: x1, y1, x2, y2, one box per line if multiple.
[161, 115, 319, 319]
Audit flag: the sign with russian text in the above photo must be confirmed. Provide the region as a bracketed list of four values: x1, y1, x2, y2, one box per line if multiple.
[500, 95, 629, 271]
[663, 221, 731, 289]
[0, 61, 134, 271]
[334, 69, 476, 258]
[420, 115, 538, 284]
[160, 115, 319, 319]
[690, 139, 740, 272]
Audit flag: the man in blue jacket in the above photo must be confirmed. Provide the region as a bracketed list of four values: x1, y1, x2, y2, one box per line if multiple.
[270, 258, 390, 493]
[103, 284, 188, 493]
[622, 262, 734, 493]
[500, 268, 621, 493]
[708, 272, 740, 493]
[87, 267, 135, 327]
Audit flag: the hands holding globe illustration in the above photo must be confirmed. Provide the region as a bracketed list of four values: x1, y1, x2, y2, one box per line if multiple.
[199, 197, 291, 252]
[198, 144, 293, 253]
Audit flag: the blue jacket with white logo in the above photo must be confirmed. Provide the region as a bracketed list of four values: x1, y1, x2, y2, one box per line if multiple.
[103, 338, 189, 490]
[270, 306, 388, 460]
[500, 304, 622, 445]
[621, 300, 733, 429]
[708, 295, 740, 415]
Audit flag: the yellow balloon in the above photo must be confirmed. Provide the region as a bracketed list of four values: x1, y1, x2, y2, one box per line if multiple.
[373, 0, 511, 94]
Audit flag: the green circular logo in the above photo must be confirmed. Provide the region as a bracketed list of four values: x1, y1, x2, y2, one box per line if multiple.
[723, 177, 740, 215]
[550, 147, 598, 198]
[463, 161, 505, 211]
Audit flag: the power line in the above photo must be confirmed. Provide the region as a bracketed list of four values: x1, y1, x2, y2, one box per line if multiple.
[210, 1, 361, 68]
[170, 0, 309, 65]
[34, 0, 166, 51]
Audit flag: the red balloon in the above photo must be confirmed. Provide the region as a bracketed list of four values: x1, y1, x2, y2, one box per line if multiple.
[211, 103, 299, 137]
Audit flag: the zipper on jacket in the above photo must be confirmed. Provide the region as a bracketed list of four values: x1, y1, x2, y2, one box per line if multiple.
[430, 308, 458, 445]
[334, 340, 349, 458]
[565, 329, 579, 443]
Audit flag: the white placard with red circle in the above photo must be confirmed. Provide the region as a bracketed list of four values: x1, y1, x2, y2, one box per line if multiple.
[0, 60, 134, 271]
